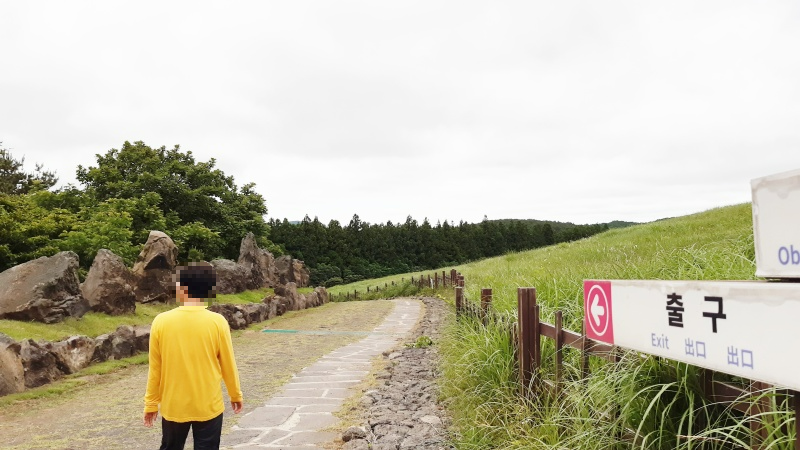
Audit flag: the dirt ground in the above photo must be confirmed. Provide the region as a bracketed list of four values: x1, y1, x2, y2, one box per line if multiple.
[0, 300, 394, 450]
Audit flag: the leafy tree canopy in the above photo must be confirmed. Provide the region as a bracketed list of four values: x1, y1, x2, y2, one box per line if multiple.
[75, 141, 270, 261]
[0, 143, 58, 195]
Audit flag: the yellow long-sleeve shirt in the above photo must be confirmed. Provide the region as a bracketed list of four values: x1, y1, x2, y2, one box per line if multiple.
[143, 305, 243, 422]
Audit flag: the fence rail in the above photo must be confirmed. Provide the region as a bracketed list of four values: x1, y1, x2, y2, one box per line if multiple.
[450, 271, 800, 450]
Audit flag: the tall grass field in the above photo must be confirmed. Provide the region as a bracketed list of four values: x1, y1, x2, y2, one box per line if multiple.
[438, 203, 796, 449]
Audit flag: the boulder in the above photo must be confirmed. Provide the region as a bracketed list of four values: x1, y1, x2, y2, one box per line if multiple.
[44, 335, 96, 374]
[262, 296, 280, 318]
[0, 334, 24, 396]
[20, 339, 63, 388]
[210, 259, 249, 295]
[274, 282, 301, 311]
[0, 251, 90, 323]
[132, 231, 179, 303]
[110, 325, 136, 360]
[302, 291, 319, 309]
[91, 334, 113, 363]
[314, 286, 330, 305]
[239, 303, 269, 324]
[81, 249, 136, 315]
[237, 233, 276, 290]
[133, 325, 151, 353]
[209, 304, 247, 330]
[274, 256, 310, 287]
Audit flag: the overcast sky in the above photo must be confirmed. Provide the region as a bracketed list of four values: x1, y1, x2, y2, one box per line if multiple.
[1, 1, 798, 226]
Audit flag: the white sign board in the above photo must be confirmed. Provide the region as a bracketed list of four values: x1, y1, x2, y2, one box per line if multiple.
[752, 168, 800, 279]
[584, 279, 800, 391]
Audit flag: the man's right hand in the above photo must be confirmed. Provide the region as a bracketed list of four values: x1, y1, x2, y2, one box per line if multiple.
[231, 401, 243, 414]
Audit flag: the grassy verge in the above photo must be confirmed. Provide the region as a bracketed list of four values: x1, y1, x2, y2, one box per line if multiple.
[0, 353, 150, 408]
[0, 288, 273, 342]
[436, 203, 797, 449]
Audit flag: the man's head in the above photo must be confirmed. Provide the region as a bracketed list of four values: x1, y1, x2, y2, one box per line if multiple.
[174, 262, 217, 302]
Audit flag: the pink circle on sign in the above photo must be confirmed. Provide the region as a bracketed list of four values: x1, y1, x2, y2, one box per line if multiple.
[586, 283, 610, 337]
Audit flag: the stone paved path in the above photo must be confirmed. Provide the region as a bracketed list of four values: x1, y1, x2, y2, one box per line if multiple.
[221, 299, 421, 449]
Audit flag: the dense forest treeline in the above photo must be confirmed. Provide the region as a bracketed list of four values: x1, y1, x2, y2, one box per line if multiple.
[2, 140, 617, 284]
[268, 215, 611, 287]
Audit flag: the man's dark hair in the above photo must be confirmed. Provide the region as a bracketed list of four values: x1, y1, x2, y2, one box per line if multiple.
[176, 263, 217, 299]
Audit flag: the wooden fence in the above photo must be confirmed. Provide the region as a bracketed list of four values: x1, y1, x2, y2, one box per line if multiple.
[451, 271, 800, 450]
[329, 269, 458, 302]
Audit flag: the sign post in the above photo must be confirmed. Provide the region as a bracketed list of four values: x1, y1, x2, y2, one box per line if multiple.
[583, 279, 800, 391]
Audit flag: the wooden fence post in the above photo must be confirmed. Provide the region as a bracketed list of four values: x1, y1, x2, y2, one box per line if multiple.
[481, 288, 492, 326]
[455, 286, 463, 317]
[581, 321, 592, 380]
[794, 390, 800, 450]
[555, 310, 564, 393]
[518, 287, 536, 397]
[442, 270, 447, 287]
[749, 381, 769, 449]
[451, 269, 456, 285]
[532, 301, 541, 393]
[435, 274, 439, 289]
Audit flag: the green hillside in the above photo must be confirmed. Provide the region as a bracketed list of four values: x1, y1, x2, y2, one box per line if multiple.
[437, 203, 796, 449]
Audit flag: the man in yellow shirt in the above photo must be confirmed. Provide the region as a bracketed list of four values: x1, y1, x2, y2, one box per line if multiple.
[143, 263, 243, 450]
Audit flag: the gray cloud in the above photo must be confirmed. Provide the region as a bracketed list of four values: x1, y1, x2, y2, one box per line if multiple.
[1, 1, 799, 226]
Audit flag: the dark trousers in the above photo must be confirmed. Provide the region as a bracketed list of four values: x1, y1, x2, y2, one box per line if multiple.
[160, 413, 223, 450]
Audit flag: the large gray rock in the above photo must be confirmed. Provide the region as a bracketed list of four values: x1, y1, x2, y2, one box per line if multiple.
[274, 282, 301, 311]
[132, 231, 179, 303]
[110, 325, 136, 360]
[302, 291, 320, 309]
[133, 325, 151, 353]
[20, 339, 63, 388]
[91, 334, 113, 363]
[274, 256, 310, 288]
[210, 259, 249, 295]
[0, 334, 24, 396]
[239, 303, 270, 324]
[314, 286, 330, 305]
[81, 249, 136, 315]
[91, 325, 139, 362]
[237, 233, 276, 290]
[44, 335, 96, 374]
[0, 251, 90, 323]
[262, 296, 280, 318]
[208, 304, 248, 330]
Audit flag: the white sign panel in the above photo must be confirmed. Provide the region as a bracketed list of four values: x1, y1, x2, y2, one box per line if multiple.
[584, 279, 800, 391]
[752, 168, 800, 279]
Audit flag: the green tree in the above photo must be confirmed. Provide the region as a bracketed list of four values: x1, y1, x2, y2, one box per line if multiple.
[0, 191, 75, 271]
[0, 144, 58, 195]
[76, 141, 271, 261]
[59, 198, 139, 266]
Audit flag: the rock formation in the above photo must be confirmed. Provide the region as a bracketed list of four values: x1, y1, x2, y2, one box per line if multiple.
[0, 334, 24, 396]
[237, 232, 276, 290]
[274, 255, 310, 287]
[132, 231, 179, 303]
[20, 339, 62, 388]
[273, 282, 301, 311]
[81, 249, 136, 315]
[44, 335, 96, 374]
[0, 251, 90, 323]
[210, 259, 249, 295]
